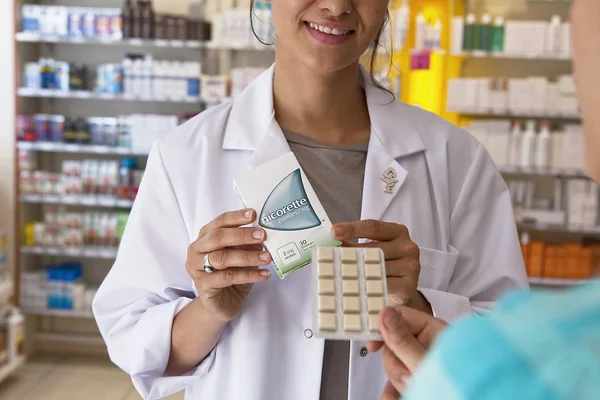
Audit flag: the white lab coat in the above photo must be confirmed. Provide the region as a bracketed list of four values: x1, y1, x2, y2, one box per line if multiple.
[93, 65, 528, 400]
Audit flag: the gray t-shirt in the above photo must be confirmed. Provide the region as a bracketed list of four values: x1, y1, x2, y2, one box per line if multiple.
[284, 130, 368, 400]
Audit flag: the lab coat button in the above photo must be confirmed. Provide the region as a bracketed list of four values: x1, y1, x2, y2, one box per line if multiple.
[304, 329, 313, 339]
[360, 347, 368, 357]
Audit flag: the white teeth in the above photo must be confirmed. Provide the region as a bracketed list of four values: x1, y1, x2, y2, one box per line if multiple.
[308, 23, 350, 36]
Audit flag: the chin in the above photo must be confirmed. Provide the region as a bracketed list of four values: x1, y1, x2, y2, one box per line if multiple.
[301, 53, 361, 75]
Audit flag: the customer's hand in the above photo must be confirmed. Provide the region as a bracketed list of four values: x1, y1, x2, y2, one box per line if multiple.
[331, 220, 423, 308]
[367, 306, 448, 399]
[186, 209, 272, 322]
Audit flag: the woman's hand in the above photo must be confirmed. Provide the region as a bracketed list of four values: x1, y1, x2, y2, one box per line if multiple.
[186, 209, 272, 322]
[367, 306, 448, 399]
[331, 220, 426, 309]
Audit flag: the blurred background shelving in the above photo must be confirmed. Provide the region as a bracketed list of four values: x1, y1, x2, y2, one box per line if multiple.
[0, 0, 594, 390]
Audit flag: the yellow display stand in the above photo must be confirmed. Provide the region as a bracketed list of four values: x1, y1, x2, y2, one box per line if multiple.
[372, 0, 466, 124]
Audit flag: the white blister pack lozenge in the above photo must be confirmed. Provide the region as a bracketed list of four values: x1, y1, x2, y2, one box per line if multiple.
[312, 247, 389, 341]
[233, 152, 341, 279]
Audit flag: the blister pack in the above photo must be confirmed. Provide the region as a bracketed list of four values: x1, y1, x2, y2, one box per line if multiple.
[312, 247, 388, 341]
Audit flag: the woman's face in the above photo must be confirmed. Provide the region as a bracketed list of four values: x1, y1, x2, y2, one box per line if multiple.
[270, 0, 389, 74]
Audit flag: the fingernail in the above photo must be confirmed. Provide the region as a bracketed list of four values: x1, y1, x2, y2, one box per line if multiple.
[259, 252, 271, 261]
[383, 308, 402, 330]
[244, 210, 254, 219]
[332, 226, 344, 237]
[260, 269, 271, 277]
[253, 230, 265, 240]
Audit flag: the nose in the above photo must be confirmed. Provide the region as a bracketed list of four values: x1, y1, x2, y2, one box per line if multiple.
[318, 0, 352, 17]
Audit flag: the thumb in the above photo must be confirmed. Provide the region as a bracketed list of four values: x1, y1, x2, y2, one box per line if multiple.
[380, 307, 426, 373]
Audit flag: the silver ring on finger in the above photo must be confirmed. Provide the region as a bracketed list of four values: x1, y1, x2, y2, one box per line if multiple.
[203, 254, 215, 274]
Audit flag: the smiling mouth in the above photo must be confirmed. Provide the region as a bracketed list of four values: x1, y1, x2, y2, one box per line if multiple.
[305, 22, 355, 36]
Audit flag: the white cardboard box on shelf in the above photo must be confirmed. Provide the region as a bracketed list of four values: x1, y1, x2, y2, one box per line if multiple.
[516, 209, 566, 226]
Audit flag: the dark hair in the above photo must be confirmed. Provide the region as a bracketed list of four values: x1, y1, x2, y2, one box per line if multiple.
[249, 1, 394, 97]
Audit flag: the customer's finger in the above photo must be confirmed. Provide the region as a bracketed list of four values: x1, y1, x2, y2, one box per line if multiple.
[199, 209, 256, 237]
[380, 307, 426, 372]
[366, 340, 384, 352]
[381, 381, 401, 400]
[382, 345, 410, 382]
[396, 306, 448, 348]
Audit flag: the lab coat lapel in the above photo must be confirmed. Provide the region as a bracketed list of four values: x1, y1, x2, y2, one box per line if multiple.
[361, 137, 407, 221]
[359, 66, 426, 222]
[247, 117, 292, 169]
[222, 64, 291, 168]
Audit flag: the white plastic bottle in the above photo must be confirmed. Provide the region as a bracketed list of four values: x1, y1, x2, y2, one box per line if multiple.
[131, 57, 143, 98]
[171, 61, 183, 100]
[394, 3, 410, 52]
[141, 55, 153, 99]
[431, 19, 441, 50]
[519, 120, 537, 168]
[508, 120, 522, 167]
[122, 57, 133, 97]
[7, 308, 24, 362]
[546, 15, 562, 54]
[152, 60, 164, 100]
[535, 120, 551, 169]
[415, 12, 426, 49]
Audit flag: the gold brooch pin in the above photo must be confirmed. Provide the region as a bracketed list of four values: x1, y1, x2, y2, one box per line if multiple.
[381, 168, 399, 194]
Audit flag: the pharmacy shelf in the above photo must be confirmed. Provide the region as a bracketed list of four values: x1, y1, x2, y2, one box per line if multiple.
[499, 166, 588, 177]
[17, 88, 209, 104]
[36, 332, 104, 346]
[15, 33, 275, 53]
[457, 51, 571, 61]
[23, 308, 94, 319]
[528, 277, 587, 287]
[15, 32, 204, 48]
[17, 141, 149, 156]
[21, 246, 118, 260]
[204, 41, 274, 52]
[0, 356, 25, 385]
[517, 222, 600, 236]
[451, 109, 581, 120]
[20, 194, 133, 208]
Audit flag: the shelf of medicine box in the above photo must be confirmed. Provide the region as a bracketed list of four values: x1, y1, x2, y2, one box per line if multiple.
[203, 41, 275, 52]
[35, 332, 104, 346]
[452, 108, 581, 121]
[17, 88, 205, 104]
[22, 307, 94, 319]
[20, 246, 117, 260]
[517, 222, 600, 236]
[15, 33, 274, 53]
[499, 166, 588, 178]
[20, 194, 133, 209]
[15, 32, 205, 49]
[0, 356, 25, 385]
[528, 277, 588, 287]
[454, 51, 572, 61]
[17, 141, 149, 156]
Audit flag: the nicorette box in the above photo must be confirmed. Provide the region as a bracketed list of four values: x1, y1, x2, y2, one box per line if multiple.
[234, 152, 342, 279]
